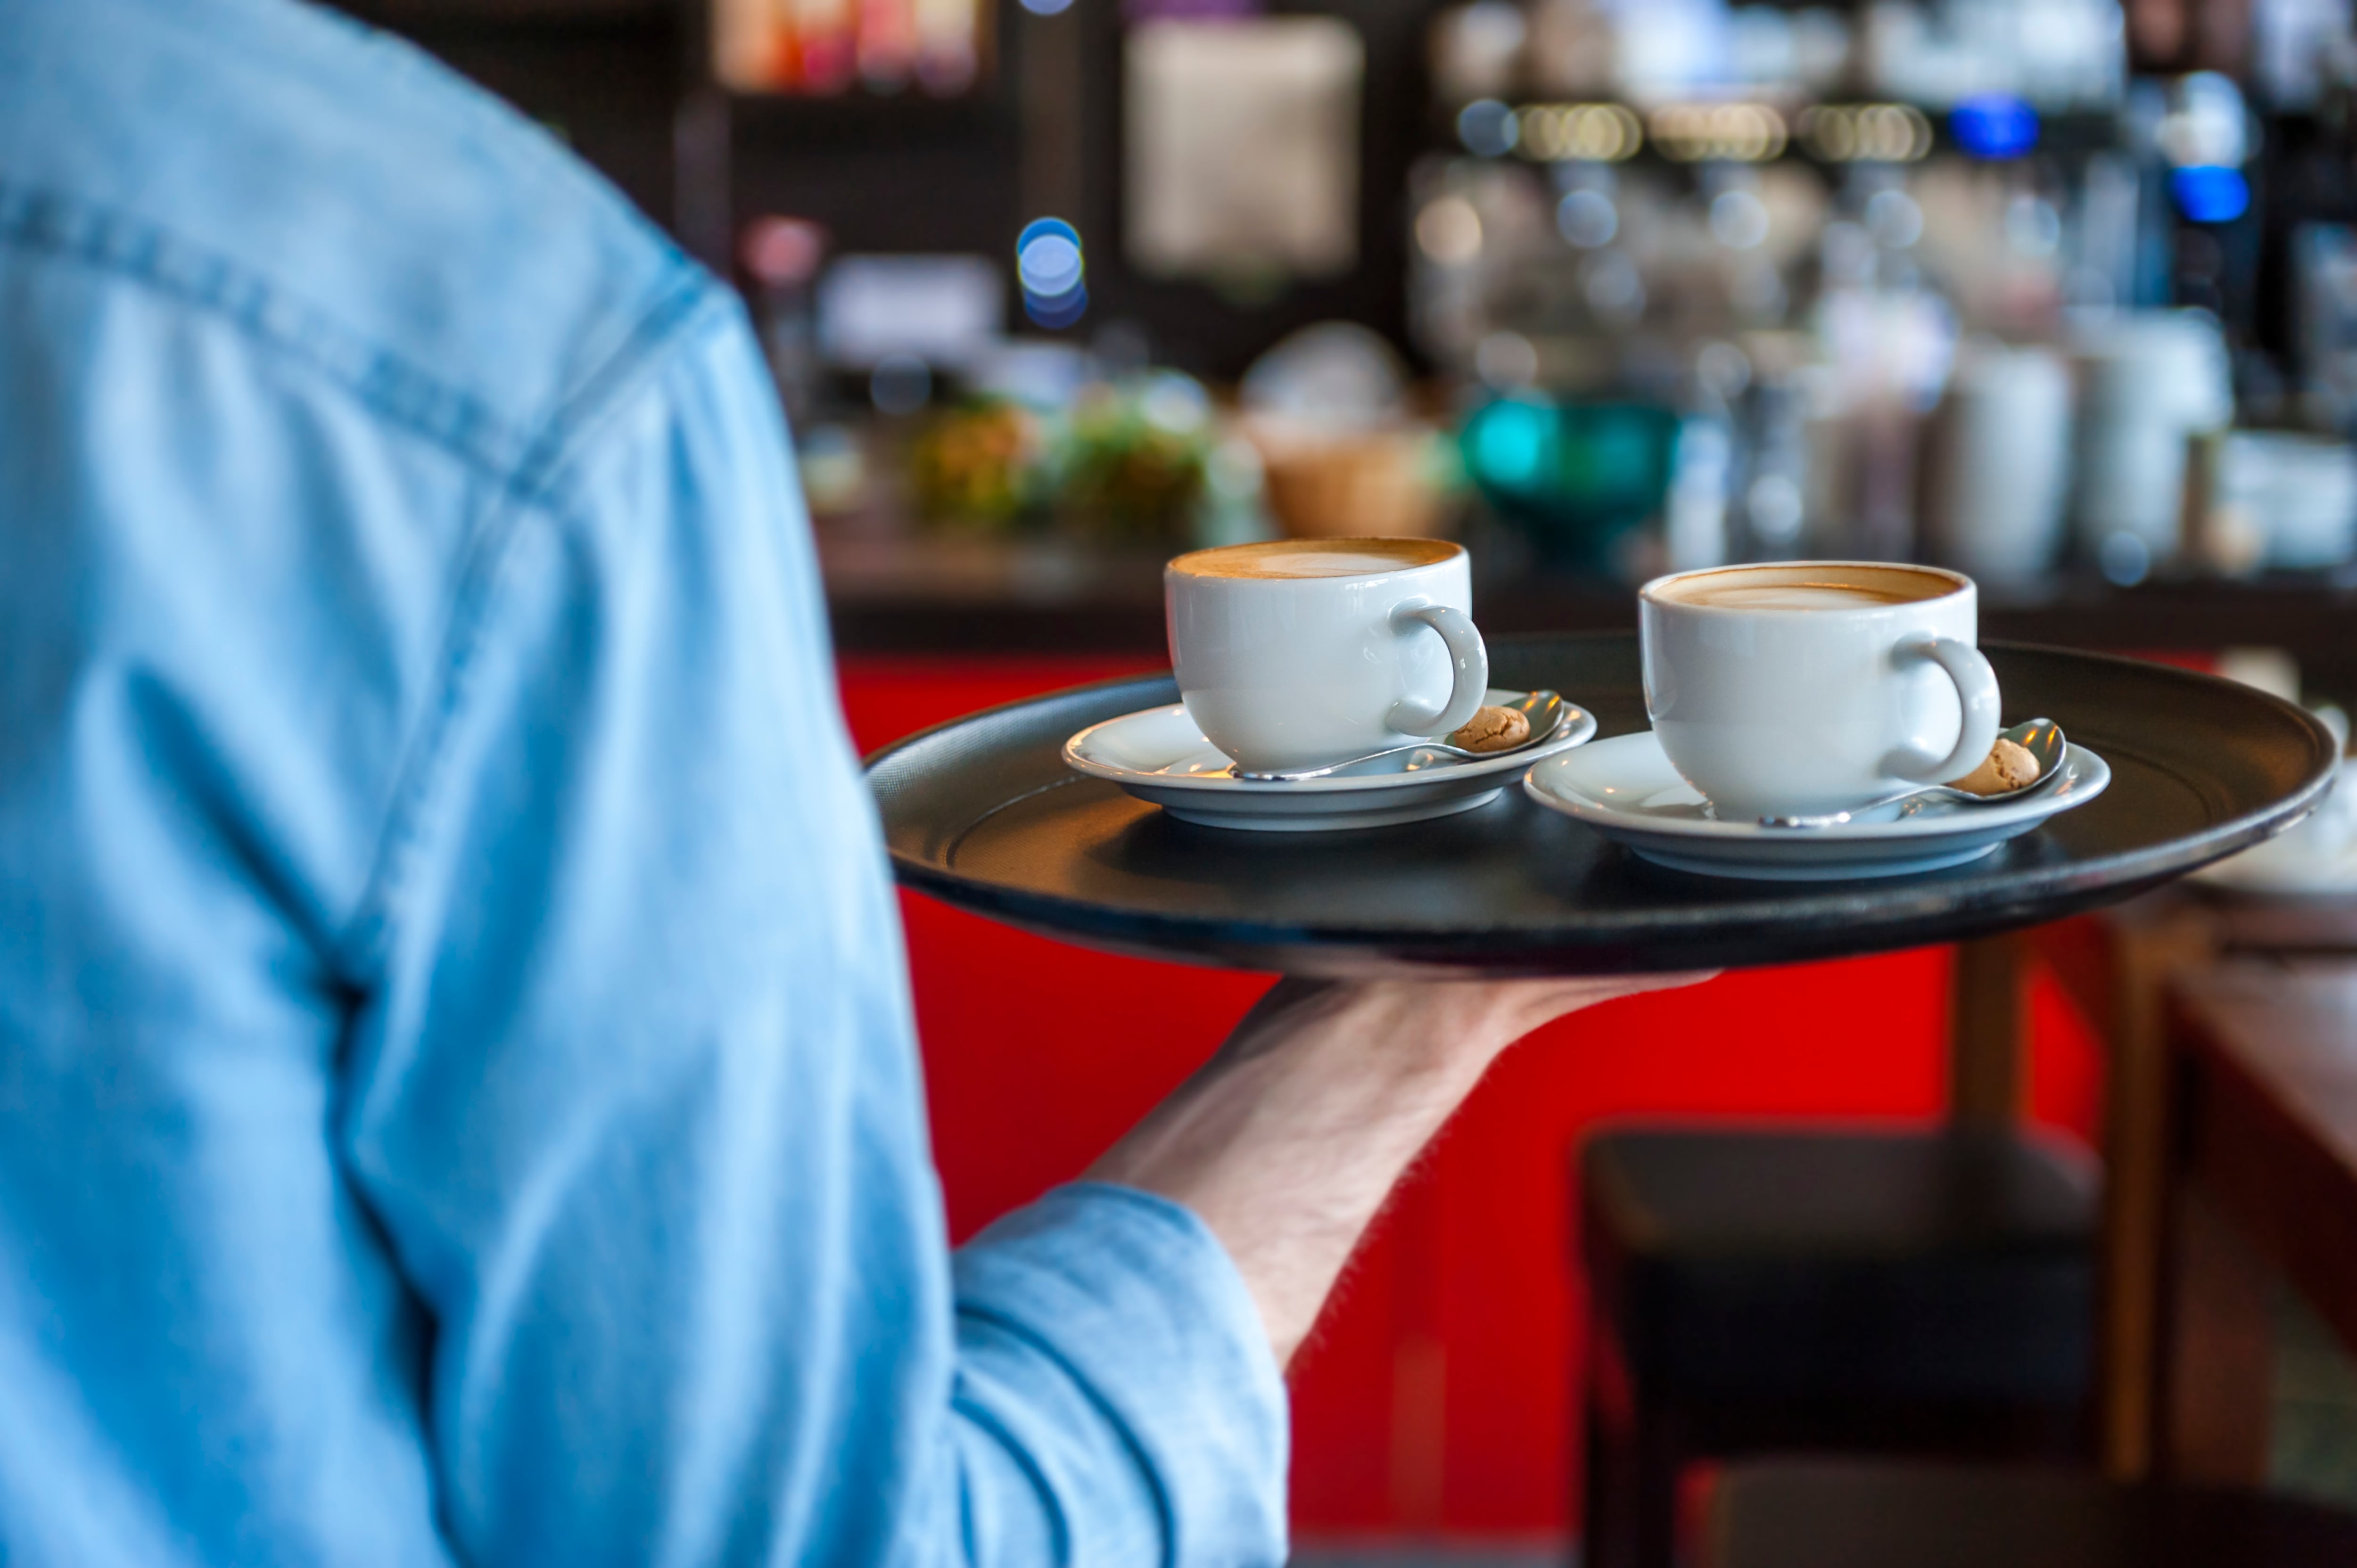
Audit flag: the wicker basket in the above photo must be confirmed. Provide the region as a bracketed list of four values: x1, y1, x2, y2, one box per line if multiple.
[1248, 421, 1452, 540]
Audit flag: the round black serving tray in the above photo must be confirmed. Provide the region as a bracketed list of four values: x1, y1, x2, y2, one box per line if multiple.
[867, 635, 2340, 977]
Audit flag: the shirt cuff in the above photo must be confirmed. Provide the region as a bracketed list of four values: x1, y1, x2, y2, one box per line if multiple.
[951, 1181, 1289, 1567]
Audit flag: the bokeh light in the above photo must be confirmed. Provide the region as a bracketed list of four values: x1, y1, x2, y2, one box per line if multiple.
[1018, 230, 1082, 295]
[740, 215, 828, 288]
[1556, 189, 1618, 249]
[1951, 95, 2039, 160]
[1463, 397, 1554, 491]
[1016, 216, 1088, 329]
[2098, 530, 2152, 586]
[1456, 99, 1519, 158]
[1708, 190, 1770, 251]
[1648, 103, 1786, 163]
[1415, 196, 1483, 264]
[1516, 103, 1642, 163]
[1797, 104, 1933, 163]
[1026, 285, 1089, 329]
[1864, 188, 1924, 248]
[2171, 165, 2251, 224]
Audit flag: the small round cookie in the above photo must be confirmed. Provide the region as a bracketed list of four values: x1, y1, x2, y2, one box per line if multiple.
[1449, 705, 1531, 754]
[1949, 736, 2041, 796]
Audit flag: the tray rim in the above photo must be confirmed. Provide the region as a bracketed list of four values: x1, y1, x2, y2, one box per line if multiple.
[864, 635, 2343, 974]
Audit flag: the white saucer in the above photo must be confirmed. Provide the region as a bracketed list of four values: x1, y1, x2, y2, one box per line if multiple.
[1063, 690, 1598, 832]
[1523, 729, 2111, 880]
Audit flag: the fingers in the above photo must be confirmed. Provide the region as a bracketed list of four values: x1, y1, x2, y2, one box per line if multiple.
[1481, 969, 1720, 1036]
[1220, 969, 1722, 1072]
[1574, 968, 1720, 997]
[1249, 970, 1718, 1026]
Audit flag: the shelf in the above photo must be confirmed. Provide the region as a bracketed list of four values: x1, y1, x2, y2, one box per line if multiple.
[1427, 99, 2125, 171]
[820, 529, 2357, 684]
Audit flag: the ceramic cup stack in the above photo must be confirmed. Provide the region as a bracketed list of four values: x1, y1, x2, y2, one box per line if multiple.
[2071, 311, 2234, 579]
[1921, 343, 2075, 585]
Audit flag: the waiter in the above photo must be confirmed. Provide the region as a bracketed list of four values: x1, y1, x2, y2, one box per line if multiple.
[0, 0, 1700, 1560]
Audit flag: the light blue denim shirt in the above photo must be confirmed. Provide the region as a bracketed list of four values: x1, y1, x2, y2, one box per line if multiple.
[0, 1, 1286, 1562]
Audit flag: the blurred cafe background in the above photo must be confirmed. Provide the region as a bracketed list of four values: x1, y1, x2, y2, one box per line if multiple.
[341, 0, 2357, 1560]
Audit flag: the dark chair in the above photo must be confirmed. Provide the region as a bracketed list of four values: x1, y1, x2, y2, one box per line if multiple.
[1699, 959, 2357, 1568]
[1701, 1460, 2357, 1568]
[1579, 1126, 2099, 1568]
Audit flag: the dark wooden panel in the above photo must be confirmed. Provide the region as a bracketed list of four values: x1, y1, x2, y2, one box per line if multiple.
[325, 2, 685, 228]
[2172, 962, 2357, 1360]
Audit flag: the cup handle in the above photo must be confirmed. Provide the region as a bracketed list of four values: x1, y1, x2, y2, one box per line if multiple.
[1387, 602, 1490, 737]
[1885, 634, 2002, 784]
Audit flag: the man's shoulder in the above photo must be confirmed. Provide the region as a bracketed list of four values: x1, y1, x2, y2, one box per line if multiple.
[0, 0, 721, 476]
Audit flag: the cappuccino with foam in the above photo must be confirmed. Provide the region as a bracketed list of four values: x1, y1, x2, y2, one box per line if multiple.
[1647, 565, 1948, 612]
[1169, 538, 1458, 582]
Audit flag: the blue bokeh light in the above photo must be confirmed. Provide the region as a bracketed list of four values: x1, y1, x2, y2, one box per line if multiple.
[1456, 99, 1519, 159]
[1024, 285, 1089, 329]
[1017, 219, 1080, 263]
[1016, 217, 1086, 329]
[1018, 235, 1082, 297]
[1950, 95, 2039, 160]
[2171, 165, 2250, 224]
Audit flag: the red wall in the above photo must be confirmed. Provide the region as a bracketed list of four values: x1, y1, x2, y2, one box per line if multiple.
[840, 654, 2102, 1539]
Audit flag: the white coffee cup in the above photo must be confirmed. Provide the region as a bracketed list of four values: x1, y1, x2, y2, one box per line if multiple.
[1639, 561, 2001, 820]
[1165, 538, 1490, 774]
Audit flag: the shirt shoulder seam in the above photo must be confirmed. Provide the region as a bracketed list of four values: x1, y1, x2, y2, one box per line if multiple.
[0, 176, 732, 976]
[0, 179, 625, 489]
[329, 289, 735, 977]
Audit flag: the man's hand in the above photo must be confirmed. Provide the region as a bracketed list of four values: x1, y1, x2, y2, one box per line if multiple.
[1087, 973, 1714, 1365]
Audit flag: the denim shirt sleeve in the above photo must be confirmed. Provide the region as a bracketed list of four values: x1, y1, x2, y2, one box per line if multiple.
[330, 297, 1288, 1567]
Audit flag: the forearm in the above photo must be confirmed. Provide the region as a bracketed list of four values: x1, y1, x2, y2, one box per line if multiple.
[1089, 977, 1701, 1363]
[1087, 984, 1495, 1363]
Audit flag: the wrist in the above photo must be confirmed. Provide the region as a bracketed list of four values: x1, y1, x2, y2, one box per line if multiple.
[1223, 980, 1523, 1085]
